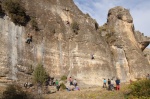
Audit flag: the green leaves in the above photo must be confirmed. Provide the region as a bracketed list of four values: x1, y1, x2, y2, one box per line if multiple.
[71, 21, 79, 34]
[33, 64, 48, 85]
[128, 80, 150, 98]
[2, 85, 29, 99]
[2, 0, 30, 26]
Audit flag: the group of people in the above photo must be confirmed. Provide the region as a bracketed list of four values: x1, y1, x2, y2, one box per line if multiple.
[103, 78, 120, 91]
[67, 77, 80, 91]
[53, 77, 80, 92]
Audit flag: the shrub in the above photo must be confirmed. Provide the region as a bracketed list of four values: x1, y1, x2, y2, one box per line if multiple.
[30, 18, 39, 31]
[71, 21, 79, 34]
[2, 0, 30, 26]
[126, 80, 150, 98]
[33, 64, 48, 85]
[95, 22, 99, 30]
[61, 75, 67, 81]
[26, 65, 33, 75]
[2, 84, 34, 99]
[0, 1, 5, 17]
[60, 83, 66, 90]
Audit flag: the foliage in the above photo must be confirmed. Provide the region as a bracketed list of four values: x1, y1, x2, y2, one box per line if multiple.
[95, 22, 99, 30]
[71, 21, 79, 34]
[85, 13, 90, 17]
[33, 64, 48, 85]
[30, 18, 39, 31]
[26, 65, 33, 75]
[61, 75, 67, 81]
[126, 80, 150, 99]
[0, 1, 5, 17]
[2, 0, 30, 26]
[99, 25, 115, 34]
[60, 83, 66, 90]
[99, 24, 116, 45]
[2, 84, 34, 99]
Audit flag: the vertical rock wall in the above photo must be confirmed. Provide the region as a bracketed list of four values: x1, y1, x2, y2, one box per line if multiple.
[106, 6, 150, 81]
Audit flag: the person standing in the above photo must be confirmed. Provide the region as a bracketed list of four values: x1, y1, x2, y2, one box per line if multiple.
[115, 78, 120, 90]
[69, 77, 73, 85]
[73, 79, 77, 87]
[110, 79, 115, 90]
[103, 79, 107, 88]
[55, 79, 60, 91]
[108, 79, 111, 90]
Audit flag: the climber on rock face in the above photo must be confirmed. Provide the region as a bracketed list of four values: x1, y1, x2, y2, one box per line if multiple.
[91, 54, 94, 60]
[26, 33, 32, 44]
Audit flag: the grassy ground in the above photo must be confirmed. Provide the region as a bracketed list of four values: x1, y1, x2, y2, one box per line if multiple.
[0, 83, 133, 99]
[44, 85, 129, 99]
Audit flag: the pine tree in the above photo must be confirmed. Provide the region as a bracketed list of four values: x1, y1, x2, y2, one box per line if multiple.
[33, 64, 48, 85]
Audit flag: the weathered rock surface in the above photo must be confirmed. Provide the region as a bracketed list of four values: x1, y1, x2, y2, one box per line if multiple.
[0, 0, 115, 87]
[144, 48, 150, 64]
[104, 6, 150, 81]
[134, 31, 150, 51]
[0, 1, 149, 87]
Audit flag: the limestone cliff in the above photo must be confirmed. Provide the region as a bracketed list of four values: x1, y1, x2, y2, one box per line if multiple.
[0, 0, 115, 87]
[101, 6, 150, 81]
[0, 1, 149, 87]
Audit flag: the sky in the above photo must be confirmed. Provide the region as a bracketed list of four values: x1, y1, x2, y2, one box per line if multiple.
[73, 0, 150, 37]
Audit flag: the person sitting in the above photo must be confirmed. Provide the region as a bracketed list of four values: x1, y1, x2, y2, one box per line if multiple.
[74, 86, 80, 91]
[73, 79, 77, 87]
[66, 85, 75, 91]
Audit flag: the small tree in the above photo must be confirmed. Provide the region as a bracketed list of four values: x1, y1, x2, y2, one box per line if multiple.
[33, 64, 48, 85]
[61, 75, 67, 81]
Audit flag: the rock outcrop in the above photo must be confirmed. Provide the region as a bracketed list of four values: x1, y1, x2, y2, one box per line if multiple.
[0, 1, 149, 87]
[134, 31, 150, 51]
[102, 6, 150, 81]
[144, 48, 150, 64]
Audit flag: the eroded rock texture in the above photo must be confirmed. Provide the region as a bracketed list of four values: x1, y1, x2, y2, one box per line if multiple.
[0, 1, 149, 86]
[102, 6, 150, 81]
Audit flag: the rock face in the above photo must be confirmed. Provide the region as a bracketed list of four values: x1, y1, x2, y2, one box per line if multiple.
[134, 31, 150, 51]
[103, 6, 150, 81]
[0, 0, 115, 86]
[0, 1, 149, 86]
[144, 48, 150, 64]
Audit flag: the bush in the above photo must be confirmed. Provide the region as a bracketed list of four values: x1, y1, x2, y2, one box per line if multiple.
[95, 22, 99, 30]
[2, 0, 30, 26]
[2, 85, 34, 99]
[71, 21, 79, 34]
[126, 80, 150, 99]
[30, 18, 39, 31]
[61, 75, 67, 81]
[33, 64, 48, 85]
[60, 83, 66, 90]
[0, 1, 5, 17]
